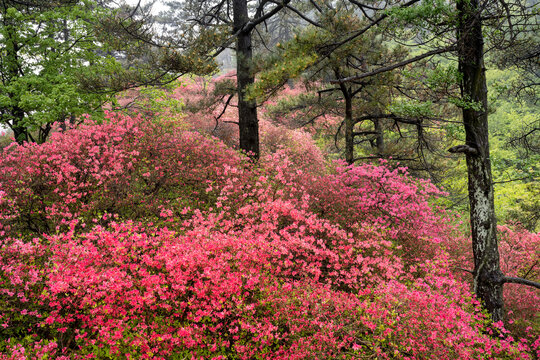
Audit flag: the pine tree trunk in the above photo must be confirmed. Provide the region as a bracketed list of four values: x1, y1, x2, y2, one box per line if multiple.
[457, 0, 504, 323]
[11, 107, 28, 143]
[233, 0, 260, 159]
[337, 74, 354, 164]
[344, 94, 354, 164]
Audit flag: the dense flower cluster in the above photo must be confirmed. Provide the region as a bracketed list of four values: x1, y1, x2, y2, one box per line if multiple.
[0, 112, 538, 358]
[0, 111, 245, 238]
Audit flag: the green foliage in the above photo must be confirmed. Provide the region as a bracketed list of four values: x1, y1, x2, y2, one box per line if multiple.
[424, 64, 462, 91]
[249, 29, 320, 100]
[387, 0, 455, 25]
[486, 69, 539, 230]
[0, 0, 120, 142]
[389, 100, 437, 118]
[448, 95, 484, 112]
[435, 68, 540, 228]
[124, 81, 185, 122]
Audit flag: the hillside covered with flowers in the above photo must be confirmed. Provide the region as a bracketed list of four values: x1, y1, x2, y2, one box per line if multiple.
[0, 106, 538, 359]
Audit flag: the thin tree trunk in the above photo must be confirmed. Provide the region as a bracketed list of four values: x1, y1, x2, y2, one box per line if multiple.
[457, 0, 504, 323]
[373, 118, 384, 156]
[233, 0, 259, 159]
[344, 94, 354, 164]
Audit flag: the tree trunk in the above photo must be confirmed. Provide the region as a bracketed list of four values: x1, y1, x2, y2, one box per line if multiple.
[11, 107, 28, 143]
[344, 94, 354, 164]
[337, 71, 354, 164]
[457, 0, 504, 323]
[233, 0, 260, 159]
[373, 118, 384, 156]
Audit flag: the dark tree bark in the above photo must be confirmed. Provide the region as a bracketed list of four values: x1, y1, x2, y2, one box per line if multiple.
[336, 73, 354, 164]
[373, 118, 384, 156]
[457, 0, 504, 323]
[11, 107, 28, 143]
[233, 0, 259, 159]
[165, 0, 291, 160]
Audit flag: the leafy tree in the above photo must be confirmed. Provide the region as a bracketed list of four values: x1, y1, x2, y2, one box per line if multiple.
[253, 3, 460, 181]
[0, 0, 121, 143]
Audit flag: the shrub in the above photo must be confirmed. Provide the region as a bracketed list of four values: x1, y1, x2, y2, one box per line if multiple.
[0, 112, 246, 238]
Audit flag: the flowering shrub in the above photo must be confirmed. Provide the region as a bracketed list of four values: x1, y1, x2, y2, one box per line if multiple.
[0, 111, 246, 238]
[0, 220, 533, 359]
[173, 75, 328, 172]
[0, 112, 538, 358]
[498, 225, 539, 332]
[305, 161, 453, 265]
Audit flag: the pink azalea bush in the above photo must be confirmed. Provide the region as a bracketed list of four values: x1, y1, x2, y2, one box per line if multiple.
[498, 225, 539, 333]
[0, 112, 538, 358]
[0, 216, 534, 359]
[0, 111, 247, 239]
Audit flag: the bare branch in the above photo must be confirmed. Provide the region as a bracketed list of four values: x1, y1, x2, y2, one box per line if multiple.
[242, 0, 291, 34]
[455, 267, 475, 274]
[353, 114, 421, 125]
[503, 277, 540, 289]
[522, 260, 538, 279]
[285, 4, 323, 28]
[214, 93, 235, 122]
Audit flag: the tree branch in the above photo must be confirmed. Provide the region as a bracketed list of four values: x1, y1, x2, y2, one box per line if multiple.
[353, 114, 420, 125]
[317, 0, 422, 60]
[330, 46, 457, 84]
[242, 0, 291, 34]
[285, 4, 323, 27]
[455, 267, 475, 274]
[522, 260, 538, 279]
[448, 144, 478, 155]
[503, 277, 540, 289]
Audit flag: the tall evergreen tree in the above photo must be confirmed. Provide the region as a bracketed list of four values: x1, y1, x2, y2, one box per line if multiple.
[157, 0, 296, 159]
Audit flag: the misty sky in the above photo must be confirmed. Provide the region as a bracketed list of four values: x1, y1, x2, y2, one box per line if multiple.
[125, 0, 166, 14]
